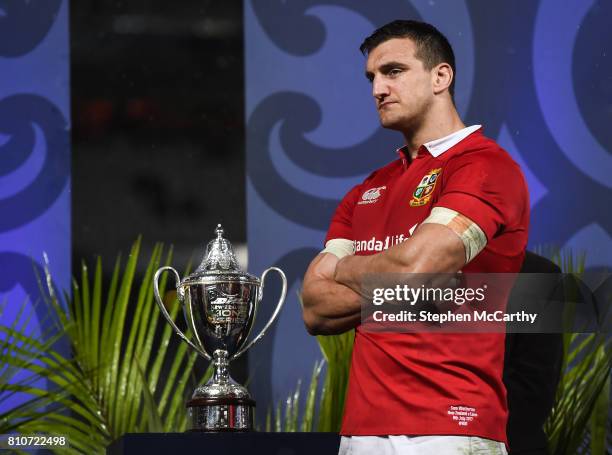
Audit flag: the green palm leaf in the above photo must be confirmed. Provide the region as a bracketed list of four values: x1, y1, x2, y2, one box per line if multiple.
[1, 239, 209, 453]
[266, 329, 353, 433]
[544, 251, 612, 455]
[316, 330, 354, 432]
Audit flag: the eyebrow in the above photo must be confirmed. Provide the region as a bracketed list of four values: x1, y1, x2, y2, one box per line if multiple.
[365, 61, 409, 80]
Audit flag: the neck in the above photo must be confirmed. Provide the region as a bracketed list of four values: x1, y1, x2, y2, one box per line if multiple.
[402, 102, 465, 158]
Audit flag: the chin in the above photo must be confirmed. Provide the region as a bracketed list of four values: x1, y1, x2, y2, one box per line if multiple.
[379, 117, 404, 131]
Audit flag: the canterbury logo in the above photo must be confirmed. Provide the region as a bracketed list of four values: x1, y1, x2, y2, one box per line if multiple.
[358, 186, 386, 205]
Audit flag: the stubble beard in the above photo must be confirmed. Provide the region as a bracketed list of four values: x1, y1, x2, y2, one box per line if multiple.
[379, 109, 422, 134]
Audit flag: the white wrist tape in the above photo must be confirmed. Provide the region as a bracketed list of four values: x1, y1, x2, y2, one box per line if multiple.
[421, 207, 487, 263]
[321, 238, 355, 259]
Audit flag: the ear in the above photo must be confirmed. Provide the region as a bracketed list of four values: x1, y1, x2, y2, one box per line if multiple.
[432, 63, 453, 95]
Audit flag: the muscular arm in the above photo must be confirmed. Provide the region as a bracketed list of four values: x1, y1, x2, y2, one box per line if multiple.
[303, 210, 485, 334]
[334, 222, 467, 294]
[301, 252, 362, 335]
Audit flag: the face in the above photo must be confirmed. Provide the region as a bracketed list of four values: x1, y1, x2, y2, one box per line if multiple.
[365, 37, 435, 132]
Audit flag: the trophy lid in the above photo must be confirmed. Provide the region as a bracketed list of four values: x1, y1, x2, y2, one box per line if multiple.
[184, 224, 258, 284]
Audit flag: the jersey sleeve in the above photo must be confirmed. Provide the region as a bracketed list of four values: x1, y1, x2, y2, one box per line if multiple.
[324, 183, 363, 245]
[434, 150, 528, 241]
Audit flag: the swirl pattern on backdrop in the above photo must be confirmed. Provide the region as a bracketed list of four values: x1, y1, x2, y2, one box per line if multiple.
[0, 94, 70, 232]
[0, 0, 70, 391]
[249, 0, 611, 258]
[0, 0, 63, 57]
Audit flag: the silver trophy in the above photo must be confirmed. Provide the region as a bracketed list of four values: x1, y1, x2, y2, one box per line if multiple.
[153, 224, 287, 431]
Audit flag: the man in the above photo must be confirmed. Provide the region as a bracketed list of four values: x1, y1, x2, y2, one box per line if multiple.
[301, 20, 529, 454]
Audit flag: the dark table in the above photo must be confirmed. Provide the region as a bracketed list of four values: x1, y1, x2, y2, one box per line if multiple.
[107, 432, 340, 455]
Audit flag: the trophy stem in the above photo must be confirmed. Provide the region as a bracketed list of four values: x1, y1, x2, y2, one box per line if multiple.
[212, 349, 230, 384]
[186, 349, 255, 431]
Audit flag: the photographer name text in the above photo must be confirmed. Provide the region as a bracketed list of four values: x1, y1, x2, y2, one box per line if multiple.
[372, 310, 537, 324]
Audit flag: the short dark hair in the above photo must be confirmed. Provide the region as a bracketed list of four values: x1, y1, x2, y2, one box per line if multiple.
[360, 20, 456, 97]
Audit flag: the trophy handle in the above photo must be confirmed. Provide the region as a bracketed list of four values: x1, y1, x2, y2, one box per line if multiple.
[153, 266, 211, 360]
[231, 266, 287, 361]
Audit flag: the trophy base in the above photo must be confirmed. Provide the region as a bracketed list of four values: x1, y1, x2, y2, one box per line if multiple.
[187, 397, 255, 432]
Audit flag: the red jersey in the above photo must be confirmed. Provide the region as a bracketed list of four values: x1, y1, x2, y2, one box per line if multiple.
[325, 126, 529, 443]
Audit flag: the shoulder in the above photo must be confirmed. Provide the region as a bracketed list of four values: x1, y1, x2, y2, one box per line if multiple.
[446, 134, 524, 178]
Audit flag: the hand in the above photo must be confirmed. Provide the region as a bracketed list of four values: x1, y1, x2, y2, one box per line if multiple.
[301, 252, 363, 335]
[334, 254, 369, 294]
[316, 252, 340, 280]
[333, 255, 349, 284]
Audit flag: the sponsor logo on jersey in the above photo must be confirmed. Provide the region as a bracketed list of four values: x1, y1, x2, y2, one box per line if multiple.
[358, 186, 386, 205]
[354, 234, 406, 252]
[410, 168, 441, 207]
[353, 225, 417, 252]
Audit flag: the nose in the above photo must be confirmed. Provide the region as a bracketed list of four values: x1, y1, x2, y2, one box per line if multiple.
[372, 75, 390, 101]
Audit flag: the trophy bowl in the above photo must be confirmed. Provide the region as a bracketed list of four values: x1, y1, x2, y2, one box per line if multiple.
[153, 224, 287, 431]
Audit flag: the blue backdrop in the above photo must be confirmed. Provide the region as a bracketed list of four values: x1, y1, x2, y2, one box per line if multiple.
[0, 0, 71, 411]
[245, 0, 612, 415]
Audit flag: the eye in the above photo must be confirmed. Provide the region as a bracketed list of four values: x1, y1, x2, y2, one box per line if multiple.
[388, 68, 402, 77]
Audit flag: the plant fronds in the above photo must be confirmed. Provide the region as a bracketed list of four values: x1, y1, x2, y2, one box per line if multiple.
[1, 239, 209, 453]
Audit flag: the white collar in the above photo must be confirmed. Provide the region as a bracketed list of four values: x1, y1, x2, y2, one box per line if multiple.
[423, 124, 482, 157]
